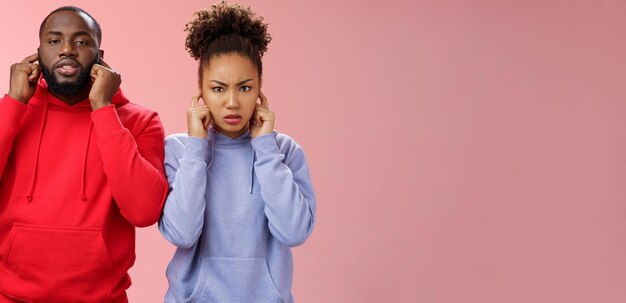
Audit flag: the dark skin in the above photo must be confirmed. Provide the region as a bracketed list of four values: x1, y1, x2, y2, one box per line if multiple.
[8, 10, 121, 109]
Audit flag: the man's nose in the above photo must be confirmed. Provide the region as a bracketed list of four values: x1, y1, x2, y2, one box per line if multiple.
[59, 41, 77, 57]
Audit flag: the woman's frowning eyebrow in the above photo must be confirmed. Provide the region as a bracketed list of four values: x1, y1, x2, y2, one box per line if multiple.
[209, 79, 255, 86]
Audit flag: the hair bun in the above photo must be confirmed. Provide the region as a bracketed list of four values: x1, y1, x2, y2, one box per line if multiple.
[185, 1, 271, 60]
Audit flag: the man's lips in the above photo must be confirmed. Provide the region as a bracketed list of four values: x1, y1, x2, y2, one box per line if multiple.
[224, 114, 242, 125]
[54, 59, 80, 77]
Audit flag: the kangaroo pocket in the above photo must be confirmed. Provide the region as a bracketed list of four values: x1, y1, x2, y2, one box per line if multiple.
[190, 256, 283, 303]
[1, 224, 113, 302]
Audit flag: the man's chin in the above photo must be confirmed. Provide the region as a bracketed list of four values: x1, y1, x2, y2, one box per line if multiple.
[54, 74, 81, 84]
[47, 77, 89, 96]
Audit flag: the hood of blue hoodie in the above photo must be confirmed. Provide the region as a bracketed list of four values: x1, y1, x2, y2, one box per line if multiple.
[210, 128, 255, 194]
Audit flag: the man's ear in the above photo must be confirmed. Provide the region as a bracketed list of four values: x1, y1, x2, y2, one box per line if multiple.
[99, 49, 104, 60]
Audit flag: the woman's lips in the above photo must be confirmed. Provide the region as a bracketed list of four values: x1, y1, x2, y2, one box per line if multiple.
[224, 114, 242, 125]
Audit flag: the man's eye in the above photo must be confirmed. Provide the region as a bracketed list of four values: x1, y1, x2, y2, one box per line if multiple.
[75, 40, 88, 46]
[240, 86, 251, 92]
[49, 39, 60, 44]
[212, 87, 224, 92]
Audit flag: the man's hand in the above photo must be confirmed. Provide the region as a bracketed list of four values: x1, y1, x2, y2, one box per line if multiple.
[8, 54, 40, 104]
[89, 59, 121, 110]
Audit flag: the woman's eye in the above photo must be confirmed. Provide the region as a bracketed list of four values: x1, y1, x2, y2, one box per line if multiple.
[212, 87, 224, 92]
[240, 86, 251, 92]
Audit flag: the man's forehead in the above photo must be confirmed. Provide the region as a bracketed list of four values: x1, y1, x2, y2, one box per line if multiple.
[42, 10, 96, 34]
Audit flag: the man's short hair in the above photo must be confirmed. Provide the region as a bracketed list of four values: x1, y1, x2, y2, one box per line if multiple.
[38, 6, 102, 44]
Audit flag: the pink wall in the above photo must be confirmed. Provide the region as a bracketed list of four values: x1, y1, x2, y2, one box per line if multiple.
[2, 0, 626, 302]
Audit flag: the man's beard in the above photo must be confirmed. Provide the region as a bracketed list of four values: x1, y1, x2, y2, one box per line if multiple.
[38, 54, 100, 96]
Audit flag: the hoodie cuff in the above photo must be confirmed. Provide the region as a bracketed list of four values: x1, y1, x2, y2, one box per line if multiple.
[183, 137, 210, 161]
[91, 105, 127, 137]
[0, 94, 28, 130]
[251, 133, 279, 158]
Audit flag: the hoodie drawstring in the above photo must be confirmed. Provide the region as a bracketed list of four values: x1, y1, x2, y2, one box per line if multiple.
[26, 101, 93, 202]
[26, 100, 49, 202]
[249, 148, 255, 194]
[80, 121, 93, 201]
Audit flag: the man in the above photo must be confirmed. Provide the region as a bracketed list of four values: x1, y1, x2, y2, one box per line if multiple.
[0, 6, 168, 302]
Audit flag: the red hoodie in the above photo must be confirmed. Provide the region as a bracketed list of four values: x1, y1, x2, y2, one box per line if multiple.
[0, 78, 168, 302]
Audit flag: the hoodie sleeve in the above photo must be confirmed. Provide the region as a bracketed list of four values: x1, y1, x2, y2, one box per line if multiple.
[158, 135, 210, 249]
[0, 95, 28, 178]
[251, 133, 316, 247]
[90, 105, 168, 227]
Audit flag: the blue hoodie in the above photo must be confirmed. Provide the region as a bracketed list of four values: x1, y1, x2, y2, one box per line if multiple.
[159, 128, 316, 303]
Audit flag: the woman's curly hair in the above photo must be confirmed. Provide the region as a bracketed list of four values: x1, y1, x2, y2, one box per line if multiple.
[185, 1, 271, 79]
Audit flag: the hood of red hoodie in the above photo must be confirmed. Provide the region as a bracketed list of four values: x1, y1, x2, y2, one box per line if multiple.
[30, 76, 129, 110]
[23, 76, 130, 202]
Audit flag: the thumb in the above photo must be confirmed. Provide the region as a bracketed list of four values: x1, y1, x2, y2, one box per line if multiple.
[90, 64, 100, 79]
[27, 64, 40, 82]
[190, 91, 202, 108]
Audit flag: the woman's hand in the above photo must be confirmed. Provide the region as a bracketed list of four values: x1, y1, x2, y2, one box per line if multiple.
[187, 91, 212, 139]
[250, 91, 274, 138]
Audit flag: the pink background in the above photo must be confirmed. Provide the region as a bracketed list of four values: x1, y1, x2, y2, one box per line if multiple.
[2, 0, 626, 302]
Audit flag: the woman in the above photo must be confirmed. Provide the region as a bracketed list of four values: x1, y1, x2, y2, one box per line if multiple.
[158, 2, 316, 302]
